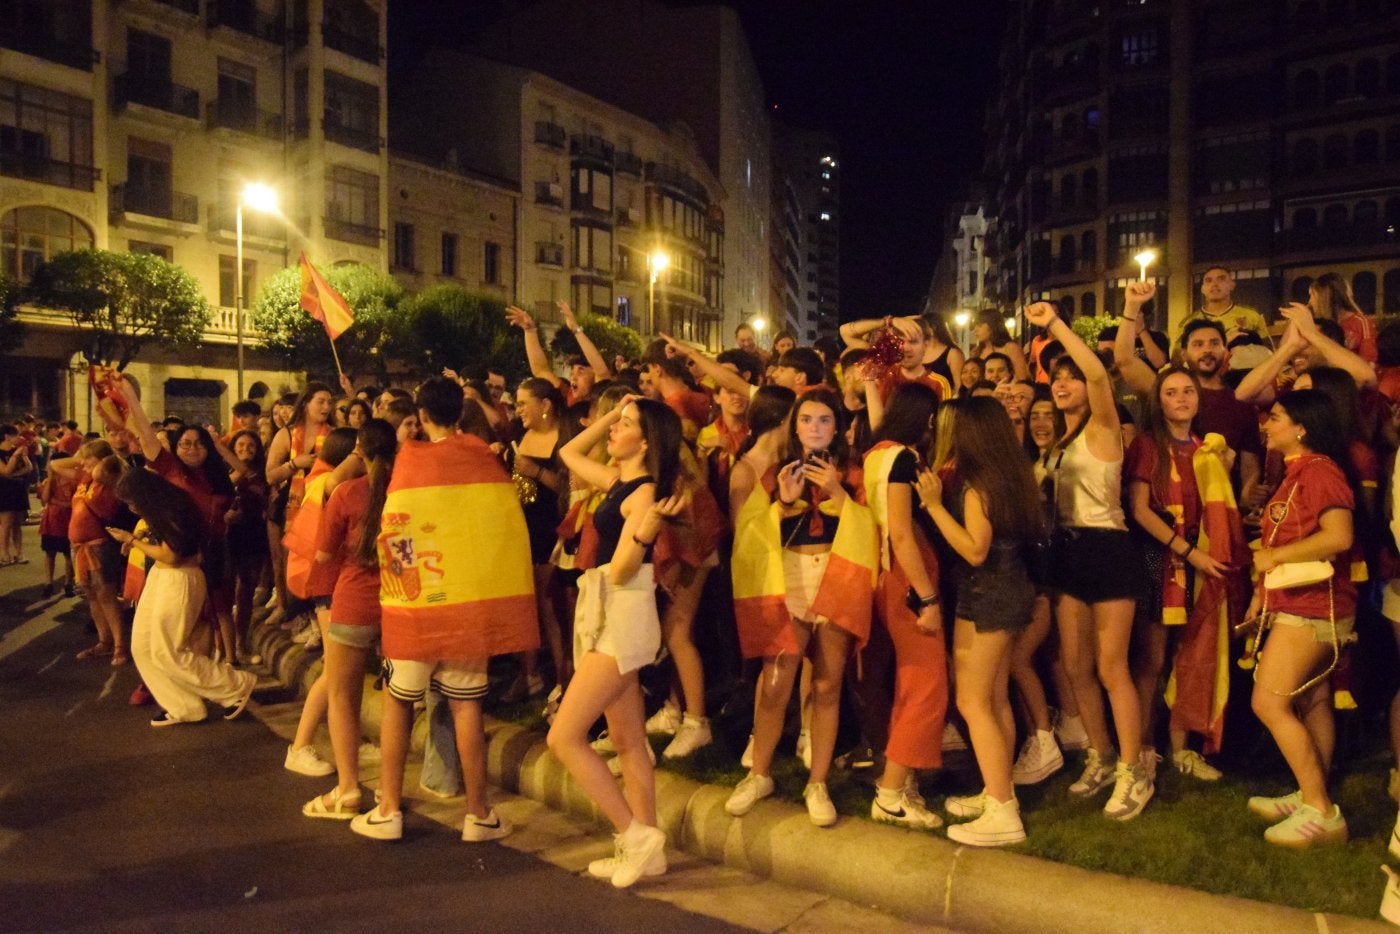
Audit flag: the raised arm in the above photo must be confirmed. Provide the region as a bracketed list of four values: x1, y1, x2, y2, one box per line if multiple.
[1025, 301, 1118, 436]
[505, 305, 564, 389]
[114, 376, 164, 463]
[558, 397, 629, 492]
[557, 301, 613, 380]
[840, 316, 891, 349]
[1114, 282, 1159, 397]
[659, 332, 751, 397]
[1234, 325, 1302, 406]
[1283, 303, 1377, 389]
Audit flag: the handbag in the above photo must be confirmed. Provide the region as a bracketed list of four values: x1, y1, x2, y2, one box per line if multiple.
[1263, 560, 1333, 590]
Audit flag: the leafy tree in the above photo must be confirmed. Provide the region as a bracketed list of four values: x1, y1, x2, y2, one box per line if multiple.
[252, 262, 405, 381]
[0, 270, 21, 355]
[26, 250, 210, 370]
[548, 310, 644, 369]
[1070, 313, 1124, 347]
[391, 284, 528, 382]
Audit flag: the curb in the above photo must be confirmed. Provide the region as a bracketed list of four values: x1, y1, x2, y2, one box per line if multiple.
[252, 621, 1389, 932]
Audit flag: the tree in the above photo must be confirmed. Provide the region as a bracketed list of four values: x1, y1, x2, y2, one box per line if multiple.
[26, 250, 210, 370]
[252, 262, 405, 381]
[390, 284, 528, 382]
[0, 270, 22, 355]
[548, 310, 644, 369]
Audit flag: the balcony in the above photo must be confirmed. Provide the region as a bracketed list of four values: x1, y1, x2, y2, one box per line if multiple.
[0, 151, 100, 192]
[206, 100, 283, 140]
[1044, 64, 1099, 107]
[534, 181, 564, 208]
[535, 241, 564, 266]
[534, 121, 566, 149]
[205, 306, 255, 345]
[207, 206, 285, 243]
[1276, 223, 1400, 256]
[571, 192, 611, 220]
[0, 27, 98, 71]
[645, 162, 707, 203]
[114, 74, 200, 122]
[207, 0, 284, 45]
[570, 133, 614, 165]
[322, 22, 382, 64]
[324, 216, 381, 246]
[111, 183, 200, 232]
[615, 151, 643, 176]
[323, 119, 382, 153]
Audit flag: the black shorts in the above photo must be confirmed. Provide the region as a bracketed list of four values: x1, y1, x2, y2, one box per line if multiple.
[1051, 527, 1142, 604]
[97, 539, 126, 587]
[41, 535, 70, 556]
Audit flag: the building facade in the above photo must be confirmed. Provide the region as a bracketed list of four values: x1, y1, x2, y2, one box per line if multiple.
[977, 0, 1400, 334]
[772, 122, 840, 344]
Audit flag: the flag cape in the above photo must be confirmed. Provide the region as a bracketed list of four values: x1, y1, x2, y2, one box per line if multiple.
[378, 434, 538, 661]
[653, 446, 725, 592]
[283, 460, 333, 600]
[298, 252, 354, 340]
[123, 518, 151, 604]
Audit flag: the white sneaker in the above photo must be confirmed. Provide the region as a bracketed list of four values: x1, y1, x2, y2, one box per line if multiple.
[946, 796, 1026, 847]
[740, 733, 754, 769]
[1247, 789, 1302, 821]
[804, 782, 837, 827]
[725, 772, 775, 816]
[1054, 712, 1090, 752]
[795, 729, 812, 770]
[1139, 746, 1164, 782]
[606, 738, 656, 777]
[292, 623, 320, 648]
[1103, 761, 1155, 821]
[1068, 749, 1115, 797]
[358, 742, 381, 764]
[872, 787, 943, 830]
[644, 704, 682, 735]
[349, 805, 402, 841]
[609, 823, 667, 888]
[945, 790, 986, 819]
[662, 716, 713, 759]
[1263, 803, 1347, 848]
[1171, 749, 1221, 781]
[589, 834, 667, 881]
[285, 744, 334, 777]
[1012, 730, 1064, 785]
[461, 808, 511, 842]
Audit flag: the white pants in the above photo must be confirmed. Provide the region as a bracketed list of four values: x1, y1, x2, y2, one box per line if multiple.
[131, 564, 251, 723]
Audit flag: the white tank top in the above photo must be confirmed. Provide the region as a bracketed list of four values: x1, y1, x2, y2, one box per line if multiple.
[1051, 429, 1126, 531]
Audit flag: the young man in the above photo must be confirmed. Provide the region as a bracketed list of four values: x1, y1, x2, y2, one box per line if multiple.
[1177, 266, 1270, 346]
[224, 401, 261, 444]
[769, 347, 827, 395]
[506, 301, 612, 406]
[351, 377, 539, 843]
[641, 355, 712, 442]
[982, 352, 1014, 386]
[55, 420, 83, 456]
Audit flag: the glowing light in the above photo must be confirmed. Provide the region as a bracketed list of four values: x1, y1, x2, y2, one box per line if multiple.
[241, 182, 278, 213]
[1134, 248, 1157, 282]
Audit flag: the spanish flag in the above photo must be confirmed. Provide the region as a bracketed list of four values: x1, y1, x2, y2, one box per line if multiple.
[298, 252, 354, 340]
[283, 459, 333, 600]
[379, 433, 539, 661]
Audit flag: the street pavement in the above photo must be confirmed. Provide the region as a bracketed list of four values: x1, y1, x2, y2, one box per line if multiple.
[0, 525, 938, 934]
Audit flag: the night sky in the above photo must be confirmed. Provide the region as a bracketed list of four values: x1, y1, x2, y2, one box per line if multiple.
[388, 1, 1007, 323]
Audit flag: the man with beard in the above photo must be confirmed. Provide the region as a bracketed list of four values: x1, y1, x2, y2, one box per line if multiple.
[1176, 266, 1270, 346]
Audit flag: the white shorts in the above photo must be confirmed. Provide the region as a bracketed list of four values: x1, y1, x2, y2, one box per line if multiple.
[574, 563, 661, 675]
[782, 550, 830, 624]
[383, 656, 488, 703]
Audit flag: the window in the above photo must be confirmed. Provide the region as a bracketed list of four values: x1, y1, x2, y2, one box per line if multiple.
[125, 137, 172, 216]
[483, 240, 499, 284]
[126, 28, 172, 85]
[1293, 70, 1319, 108]
[1108, 211, 1167, 266]
[571, 165, 611, 212]
[439, 232, 457, 277]
[1120, 28, 1159, 67]
[392, 222, 415, 270]
[1324, 63, 1349, 103]
[1292, 137, 1319, 176]
[1081, 292, 1097, 317]
[0, 78, 95, 190]
[323, 70, 379, 151]
[0, 207, 92, 281]
[1356, 58, 1381, 97]
[1355, 200, 1379, 227]
[325, 164, 379, 243]
[1081, 230, 1097, 264]
[215, 58, 256, 129]
[1322, 133, 1348, 170]
[1353, 271, 1377, 312]
[218, 254, 256, 307]
[571, 224, 611, 272]
[1057, 235, 1077, 274]
[323, 0, 379, 63]
[128, 240, 171, 261]
[1058, 295, 1076, 319]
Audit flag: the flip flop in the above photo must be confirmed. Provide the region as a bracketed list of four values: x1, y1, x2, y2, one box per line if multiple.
[302, 787, 362, 820]
[75, 643, 114, 660]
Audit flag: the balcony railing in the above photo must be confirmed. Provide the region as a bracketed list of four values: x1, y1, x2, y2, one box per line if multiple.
[208, 207, 284, 240]
[0, 151, 99, 192]
[208, 0, 284, 43]
[534, 181, 564, 208]
[114, 74, 200, 120]
[111, 183, 199, 224]
[645, 162, 707, 202]
[322, 22, 382, 63]
[615, 151, 643, 176]
[206, 100, 283, 139]
[323, 119, 382, 152]
[534, 121, 566, 149]
[1277, 224, 1400, 254]
[324, 216, 382, 245]
[0, 27, 99, 71]
[535, 241, 564, 266]
[570, 133, 614, 163]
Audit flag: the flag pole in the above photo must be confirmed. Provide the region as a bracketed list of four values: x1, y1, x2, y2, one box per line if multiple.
[327, 333, 346, 384]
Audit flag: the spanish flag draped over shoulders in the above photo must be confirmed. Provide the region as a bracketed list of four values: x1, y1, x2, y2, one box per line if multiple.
[378, 433, 538, 662]
[283, 460, 333, 600]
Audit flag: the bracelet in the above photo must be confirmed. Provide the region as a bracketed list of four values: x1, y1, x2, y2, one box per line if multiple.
[1184, 544, 1195, 559]
[778, 496, 798, 508]
[1166, 532, 1178, 550]
[633, 533, 655, 547]
[917, 592, 939, 608]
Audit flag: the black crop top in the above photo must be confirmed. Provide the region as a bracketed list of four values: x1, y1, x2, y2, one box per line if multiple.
[594, 474, 655, 566]
[778, 471, 843, 547]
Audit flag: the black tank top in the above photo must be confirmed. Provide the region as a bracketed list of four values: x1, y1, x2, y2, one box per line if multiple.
[926, 344, 956, 388]
[593, 475, 654, 566]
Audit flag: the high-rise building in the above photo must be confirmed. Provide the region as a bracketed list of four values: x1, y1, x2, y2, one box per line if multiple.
[773, 123, 840, 344]
[978, 0, 1400, 335]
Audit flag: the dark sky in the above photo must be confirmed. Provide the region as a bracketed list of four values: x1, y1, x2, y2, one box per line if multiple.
[388, 2, 1006, 321]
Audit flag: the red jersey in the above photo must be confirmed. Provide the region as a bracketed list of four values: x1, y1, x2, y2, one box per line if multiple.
[150, 448, 230, 540]
[1339, 311, 1377, 365]
[1261, 454, 1355, 620]
[312, 476, 381, 626]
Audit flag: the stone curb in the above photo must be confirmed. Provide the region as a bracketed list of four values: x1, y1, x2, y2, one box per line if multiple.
[253, 621, 1388, 933]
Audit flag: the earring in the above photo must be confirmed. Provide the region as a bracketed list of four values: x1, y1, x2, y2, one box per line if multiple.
[1296, 433, 1304, 441]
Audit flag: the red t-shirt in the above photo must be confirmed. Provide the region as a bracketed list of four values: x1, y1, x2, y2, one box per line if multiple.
[56, 433, 83, 456]
[1339, 312, 1377, 365]
[312, 476, 381, 626]
[665, 387, 715, 440]
[895, 368, 953, 402]
[1124, 434, 1202, 534]
[1261, 454, 1355, 619]
[69, 477, 118, 543]
[151, 448, 229, 540]
[1195, 387, 1262, 492]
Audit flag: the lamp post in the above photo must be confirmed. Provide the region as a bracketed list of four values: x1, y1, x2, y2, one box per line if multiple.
[751, 316, 767, 350]
[235, 182, 278, 400]
[1134, 247, 1157, 283]
[647, 250, 669, 336]
[953, 311, 971, 353]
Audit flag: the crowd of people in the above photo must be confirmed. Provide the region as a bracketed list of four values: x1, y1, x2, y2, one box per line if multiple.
[6, 266, 1400, 886]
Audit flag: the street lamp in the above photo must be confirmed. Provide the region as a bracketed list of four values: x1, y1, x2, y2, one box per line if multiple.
[1134, 248, 1157, 282]
[235, 182, 279, 400]
[647, 250, 670, 335]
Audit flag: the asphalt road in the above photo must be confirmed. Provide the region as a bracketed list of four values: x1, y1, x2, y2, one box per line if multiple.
[0, 553, 741, 934]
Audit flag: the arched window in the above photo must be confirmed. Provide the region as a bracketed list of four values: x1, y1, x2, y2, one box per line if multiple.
[1324, 63, 1349, 103]
[1291, 276, 1315, 302]
[1058, 294, 1076, 319]
[1322, 133, 1349, 170]
[1353, 271, 1377, 311]
[1355, 58, 1381, 96]
[1355, 129, 1380, 164]
[1293, 207, 1318, 229]
[1355, 199, 1379, 227]
[1081, 291, 1097, 317]
[1081, 167, 1098, 207]
[1293, 137, 1319, 176]
[1081, 230, 1097, 264]
[1322, 203, 1349, 228]
[1058, 234, 1078, 273]
[1385, 268, 1400, 315]
[0, 206, 94, 282]
[1293, 69, 1320, 108]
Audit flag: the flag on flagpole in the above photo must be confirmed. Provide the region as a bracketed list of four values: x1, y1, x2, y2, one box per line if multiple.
[298, 252, 354, 339]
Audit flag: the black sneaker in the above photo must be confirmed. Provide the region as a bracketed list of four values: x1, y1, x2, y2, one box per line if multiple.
[63, 583, 76, 598]
[41, 583, 54, 598]
[150, 711, 186, 728]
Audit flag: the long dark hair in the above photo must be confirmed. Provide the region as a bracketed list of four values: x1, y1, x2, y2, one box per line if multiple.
[291, 381, 334, 429]
[319, 427, 358, 470]
[166, 425, 235, 497]
[1303, 366, 1362, 445]
[871, 382, 939, 451]
[518, 377, 566, 425]
[229, 429, 266, 475]
[976, 309, 1013, 349]
[353, 419, 397, 565]
[922, 313, 955, 348]
[1277, 389, 1351, 478]
[1140, 366, 1201, 495]
[116, 468, 202, 558]
[949, 396, 1044, 542]
[736, 385, 797, 457]
[785, 386, 851, 468]
[631, 398, 682, 499]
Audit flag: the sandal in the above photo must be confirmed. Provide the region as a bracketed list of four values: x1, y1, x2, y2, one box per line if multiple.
[111, 648, 130, 667]
[302, 786, 362, 821]
[75, 642, 114, 661]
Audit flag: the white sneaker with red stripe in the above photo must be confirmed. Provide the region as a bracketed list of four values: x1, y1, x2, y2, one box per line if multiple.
[1263, 802, 1347, 848]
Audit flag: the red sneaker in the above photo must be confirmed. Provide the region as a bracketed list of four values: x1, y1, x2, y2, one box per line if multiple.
[129, 683, 153, 706]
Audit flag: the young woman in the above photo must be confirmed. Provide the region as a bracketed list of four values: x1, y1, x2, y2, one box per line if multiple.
[861, 382, 946, 831]
[547, 396, 683, 888]
[958, 358, 985, 398]
[111, 468, 255, 726]
[918, 397, 1043, 845]
[37, 453, 76, 597]
[969, 310, 1029, 381]
[66, 446, 127, 663]
[343, 398, 372, 431]
[264, 382, 335, 626]
[1308, 271, 1376, 364]
[226, 430, 270, 665]
[1246, 389, 1356, 846]
[0, 425, 32, 564]
[726, 387, 877, 828]
[1025, 300, 1152, 821]
[1125, 366, 1246, 782]
[302, 418, 396, 820]
[507, 377, 569, 701]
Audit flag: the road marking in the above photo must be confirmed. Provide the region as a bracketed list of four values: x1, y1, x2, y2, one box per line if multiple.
[0, 616, 60, 664]
[97, 670, 119, 701]
[36, 653, 62, 675]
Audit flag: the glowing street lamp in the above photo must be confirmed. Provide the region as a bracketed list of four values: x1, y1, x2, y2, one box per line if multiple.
[236, 182, 280, 399]
[1134, 248, 1157, 283]
[647, 250, 670, 335]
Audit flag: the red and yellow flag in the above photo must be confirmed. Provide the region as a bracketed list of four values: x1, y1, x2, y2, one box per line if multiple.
[298, 252, 354, 340]
[378, 434, 538, 662]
